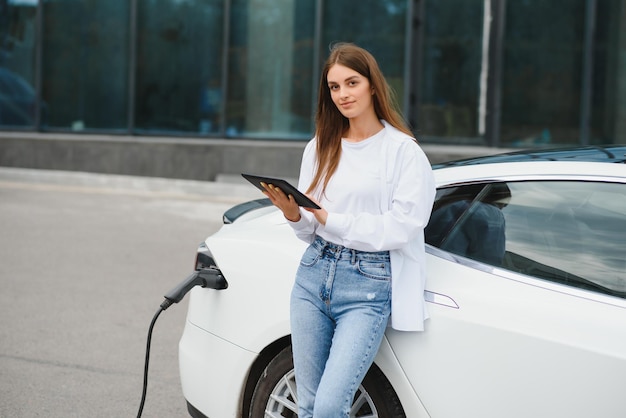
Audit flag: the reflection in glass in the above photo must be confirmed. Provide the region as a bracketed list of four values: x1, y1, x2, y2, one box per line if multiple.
[426, 183, 510, 265]
[501, 0, 626, 147]
[419, 0, 484, 141]
[501, 1, 585, 146]
[0, 0, 39, 127]
[42, 0, 129, 131]
[227, 0, 315, 139]
[590, 0, 624, 145]
[503, 181, 626, 297]
[136, 0, 224, 134]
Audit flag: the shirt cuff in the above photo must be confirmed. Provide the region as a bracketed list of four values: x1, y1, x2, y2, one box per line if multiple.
[286, 209, 307, 226]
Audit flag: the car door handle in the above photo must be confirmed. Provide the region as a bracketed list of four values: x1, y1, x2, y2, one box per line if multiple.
[424, 290, 459, 309]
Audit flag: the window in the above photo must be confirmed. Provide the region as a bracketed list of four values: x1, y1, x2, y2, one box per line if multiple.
[419, 0, 484, 142]
[227, 0, 315, 139]
[136, 0, 224, 134]
[426, 180, 626, 299]
[500, 0, 586, 146]
[501, 0, 625, 146]
[590, 0, 624, 145]
[42, 0, 129, 131]
[0, 0, 39, 128]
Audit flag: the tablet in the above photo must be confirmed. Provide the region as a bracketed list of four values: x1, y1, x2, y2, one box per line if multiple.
[241, 173, 321, 209]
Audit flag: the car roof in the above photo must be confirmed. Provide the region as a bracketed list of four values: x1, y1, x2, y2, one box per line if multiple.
[433, 145, 626, 169]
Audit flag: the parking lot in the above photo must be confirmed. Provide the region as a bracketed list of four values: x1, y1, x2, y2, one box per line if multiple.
[0, 168, 259, 417]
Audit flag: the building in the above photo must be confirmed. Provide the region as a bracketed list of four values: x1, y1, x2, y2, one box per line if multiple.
[1, 0, 624, 180]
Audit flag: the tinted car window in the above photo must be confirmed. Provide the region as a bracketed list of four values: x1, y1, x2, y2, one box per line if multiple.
[425, 181, 626, 299]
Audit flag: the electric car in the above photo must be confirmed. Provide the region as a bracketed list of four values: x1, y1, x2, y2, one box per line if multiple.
[179, 145, 626, 418]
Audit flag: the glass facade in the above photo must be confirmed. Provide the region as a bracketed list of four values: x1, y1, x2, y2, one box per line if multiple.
[1, 0, 625, 146]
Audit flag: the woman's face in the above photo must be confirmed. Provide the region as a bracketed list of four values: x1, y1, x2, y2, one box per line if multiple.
[326, 63, 375, 121]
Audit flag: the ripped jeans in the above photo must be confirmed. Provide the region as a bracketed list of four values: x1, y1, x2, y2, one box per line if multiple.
[290, 235, 391, 418]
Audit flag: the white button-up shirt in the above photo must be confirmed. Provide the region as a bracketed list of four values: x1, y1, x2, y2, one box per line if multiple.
[289, 120, 436, 331]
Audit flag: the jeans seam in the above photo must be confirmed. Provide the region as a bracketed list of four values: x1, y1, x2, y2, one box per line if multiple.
[345, 310, 386, 413]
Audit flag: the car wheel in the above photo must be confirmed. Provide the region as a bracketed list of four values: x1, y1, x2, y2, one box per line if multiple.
[249, 346, 406, 418]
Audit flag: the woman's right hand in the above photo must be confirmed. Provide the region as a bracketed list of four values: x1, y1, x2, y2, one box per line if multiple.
[261, 182, 301, 222]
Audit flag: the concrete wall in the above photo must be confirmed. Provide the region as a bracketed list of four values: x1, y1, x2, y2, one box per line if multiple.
[0, 132, 509, 181]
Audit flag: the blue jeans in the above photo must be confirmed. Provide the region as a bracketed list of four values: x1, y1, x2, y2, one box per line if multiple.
[290, 236, 391, 418]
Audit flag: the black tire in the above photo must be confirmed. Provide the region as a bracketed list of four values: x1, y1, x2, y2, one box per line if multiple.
[249, 346, 406, 418]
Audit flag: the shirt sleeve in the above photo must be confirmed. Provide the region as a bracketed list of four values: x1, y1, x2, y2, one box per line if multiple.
[286, 139, 319, 244]
[323, 141, 436, 252]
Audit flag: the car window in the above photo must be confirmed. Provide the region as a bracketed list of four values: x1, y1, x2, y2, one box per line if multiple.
[425, 180, 626, 299]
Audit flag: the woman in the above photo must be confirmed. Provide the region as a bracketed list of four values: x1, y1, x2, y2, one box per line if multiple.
[262, 42, 435, 417]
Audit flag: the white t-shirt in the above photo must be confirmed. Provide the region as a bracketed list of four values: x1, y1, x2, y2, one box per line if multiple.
[312, 128, 389, 249]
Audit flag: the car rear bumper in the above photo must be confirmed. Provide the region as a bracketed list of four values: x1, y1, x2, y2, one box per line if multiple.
[179, 319, 257, 418]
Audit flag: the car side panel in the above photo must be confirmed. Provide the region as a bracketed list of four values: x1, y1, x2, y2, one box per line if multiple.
[388, 254, 626, 417]
[375, 337, 432, 417]
[179, 314, 257, 418]
[188, 216, 306, 352]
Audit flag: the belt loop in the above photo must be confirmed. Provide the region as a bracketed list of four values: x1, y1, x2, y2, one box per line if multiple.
[317, 236, 328, 253]
[351, 249, 356, 264]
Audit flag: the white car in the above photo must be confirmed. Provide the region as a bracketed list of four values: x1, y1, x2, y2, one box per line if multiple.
[178, 146, 626, 418]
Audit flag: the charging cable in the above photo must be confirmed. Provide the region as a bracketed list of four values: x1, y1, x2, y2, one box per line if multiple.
[136, 268, 227, 418]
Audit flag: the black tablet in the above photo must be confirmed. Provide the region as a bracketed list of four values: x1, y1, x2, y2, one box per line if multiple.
[241, 174, 321, 209]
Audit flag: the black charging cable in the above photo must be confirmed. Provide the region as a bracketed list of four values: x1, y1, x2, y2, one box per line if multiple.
[136, 268, 228, 418]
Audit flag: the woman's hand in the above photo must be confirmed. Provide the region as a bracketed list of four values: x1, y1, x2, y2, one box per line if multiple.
[261, 182, 301, 222]
[303, 195, 328, 226]
[262, 183, 328, 225]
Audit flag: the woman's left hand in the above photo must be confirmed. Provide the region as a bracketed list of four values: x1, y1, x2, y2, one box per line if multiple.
[303, 195, 328, 226]
[262, 183, 328, 225]
[261, 182, 301, 222]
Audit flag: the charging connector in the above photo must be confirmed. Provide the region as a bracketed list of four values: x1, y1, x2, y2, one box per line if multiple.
[137, 267, 228, 417]
[160, 268, 228, 310]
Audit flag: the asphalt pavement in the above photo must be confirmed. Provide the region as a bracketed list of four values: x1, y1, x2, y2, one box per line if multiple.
[0, 168, 262, 418]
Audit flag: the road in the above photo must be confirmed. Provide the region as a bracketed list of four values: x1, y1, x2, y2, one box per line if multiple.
[0, 169, 260, 418]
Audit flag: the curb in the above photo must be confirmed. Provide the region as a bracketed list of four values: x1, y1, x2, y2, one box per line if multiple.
[0, 167, 264, 201]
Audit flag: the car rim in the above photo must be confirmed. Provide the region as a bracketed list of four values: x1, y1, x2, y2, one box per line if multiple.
[264, 369, 379, 418]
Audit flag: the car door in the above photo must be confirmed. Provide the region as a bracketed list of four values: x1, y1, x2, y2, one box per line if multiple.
[386, 178, 626, 418]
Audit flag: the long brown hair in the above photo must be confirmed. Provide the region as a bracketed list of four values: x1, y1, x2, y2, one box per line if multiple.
[307, 42, 413, 196]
